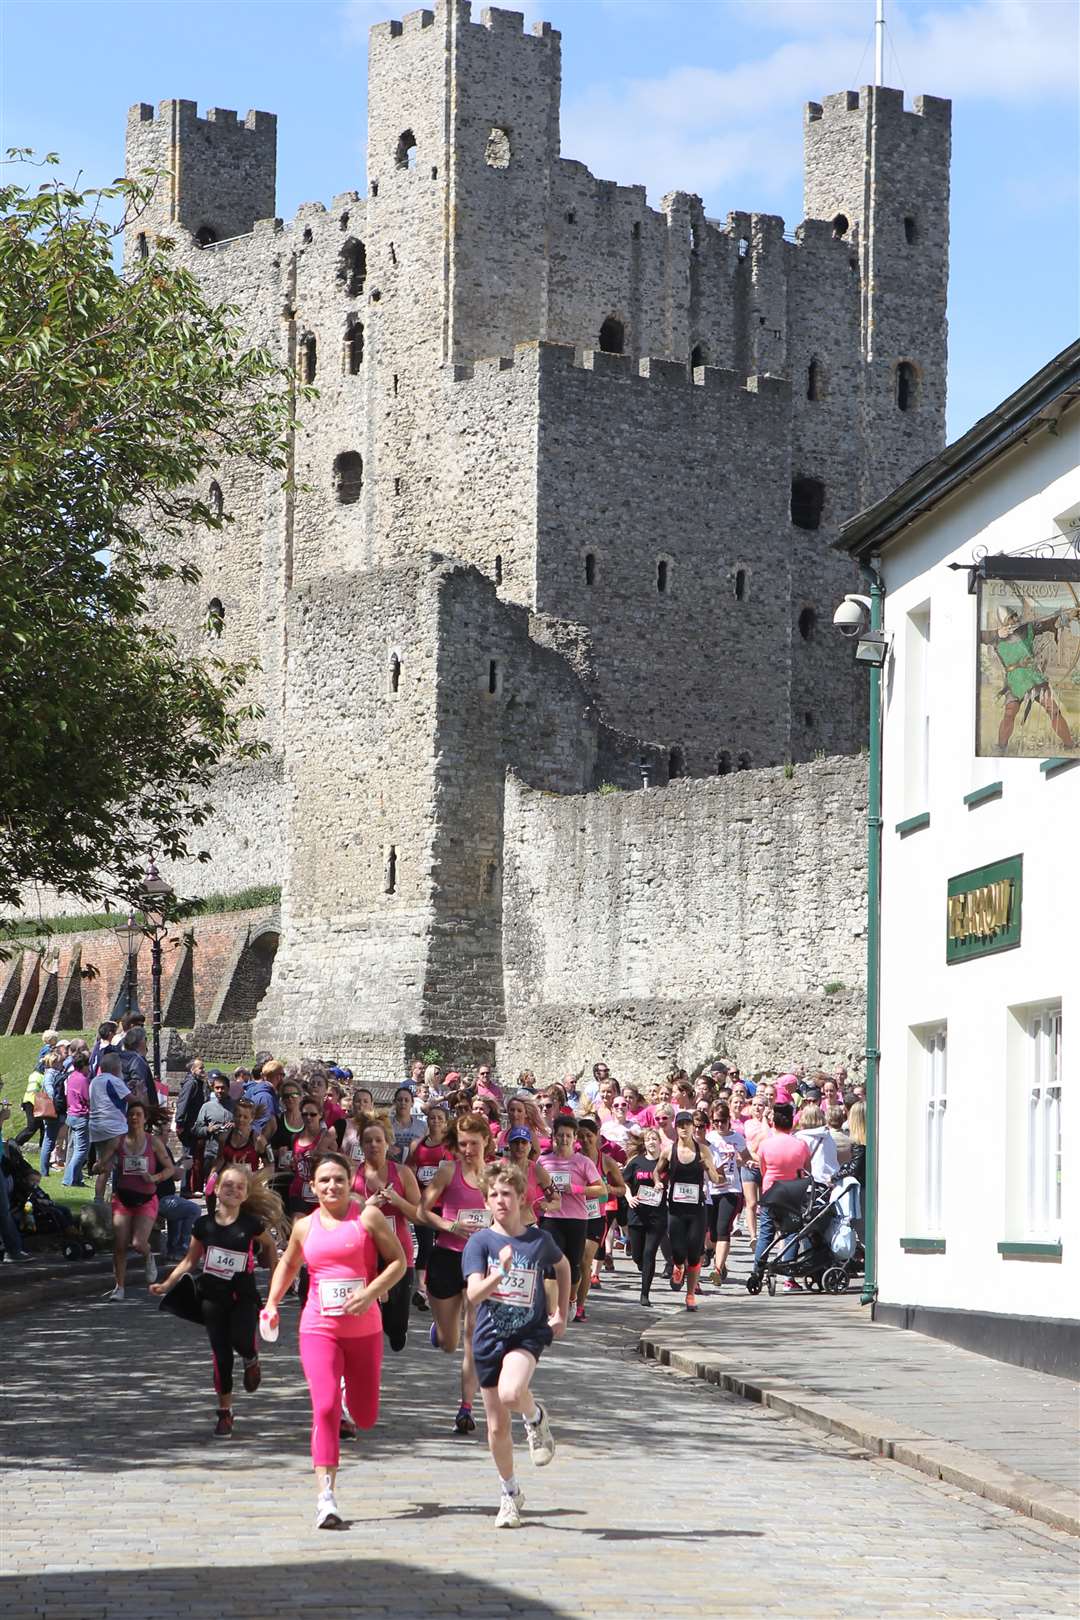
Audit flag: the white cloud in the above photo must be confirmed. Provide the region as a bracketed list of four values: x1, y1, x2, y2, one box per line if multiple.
[561, 0, 1078, 209]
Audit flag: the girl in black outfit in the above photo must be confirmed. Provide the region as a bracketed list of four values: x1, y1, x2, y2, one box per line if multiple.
[624, 1127, 667, 1308]
[659, 1110, 726, 1311]
[152, 1163, 283, 1438]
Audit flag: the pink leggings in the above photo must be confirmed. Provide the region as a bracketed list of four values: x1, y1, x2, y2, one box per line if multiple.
[299, 1330, 383, 1468]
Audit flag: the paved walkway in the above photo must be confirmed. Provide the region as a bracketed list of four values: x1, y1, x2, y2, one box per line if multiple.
[2, 1258, 1078, 1618]
[638, 1237, 1079, 1532]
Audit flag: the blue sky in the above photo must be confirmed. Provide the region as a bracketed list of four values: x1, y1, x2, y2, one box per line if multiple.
[3, 0, 1076, 439]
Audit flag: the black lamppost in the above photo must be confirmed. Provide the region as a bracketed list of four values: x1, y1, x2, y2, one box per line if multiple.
[113, 911, 141, 1019]
[140, 860, 174, 1090]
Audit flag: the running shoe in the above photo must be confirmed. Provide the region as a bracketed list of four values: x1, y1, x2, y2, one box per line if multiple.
[315, 1489, 342, 1529]
[603, 1254, 615, 1272]
[590, 1274, 602, 1288]
[144, 1251, 158, 1284]
[670, 1264, 685, 1291]
[686, 1294, 698, 1312]
[214, 1409, 234, 1439]
[454, 1403, 477, 1434]
[104, 1286, 125, 1302]
[782, 1278, 803, 1293]
[3, 1251, 32, 1263]
[412, 1289, 429, 1312]
[639, 1294, 652, 1308]
[710, 1268, 724, 1286]
[573, 1304, 586, 1322]
[494, 1487, 525, 1529]
[243, 1357, 262, 1393]
[524, 1405, 555, 1467]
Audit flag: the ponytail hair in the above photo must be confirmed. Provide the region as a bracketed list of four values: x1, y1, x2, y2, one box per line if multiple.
[213, 1162, 289, 1236]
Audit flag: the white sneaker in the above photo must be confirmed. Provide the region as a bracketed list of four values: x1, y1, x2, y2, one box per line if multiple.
[314, 1490, 342, 1530]
[105, 1286, 125, 1302]
[524, 1405, 555, 1468]
[494, 1487, 525, 1529]
[145, 1252, 158, 1284]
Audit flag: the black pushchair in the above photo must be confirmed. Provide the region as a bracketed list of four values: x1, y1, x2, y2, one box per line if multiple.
[746, 1174, 862, 1296]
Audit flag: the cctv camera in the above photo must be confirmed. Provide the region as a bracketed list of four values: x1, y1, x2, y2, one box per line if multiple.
[833, 595, 871, 638]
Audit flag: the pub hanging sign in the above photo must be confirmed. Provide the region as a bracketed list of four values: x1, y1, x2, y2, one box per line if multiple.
[976, 558, 1080, 759]
[946, 855, 1023, 965]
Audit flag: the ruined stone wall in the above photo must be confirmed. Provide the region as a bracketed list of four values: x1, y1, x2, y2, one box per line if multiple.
[499, 755, 867, 1080]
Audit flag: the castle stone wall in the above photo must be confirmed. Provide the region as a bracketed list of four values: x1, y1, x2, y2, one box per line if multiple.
[499, 755, 867, 1079]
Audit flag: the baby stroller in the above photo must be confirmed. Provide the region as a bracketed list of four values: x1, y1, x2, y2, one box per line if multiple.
[746, 1174, 862, 1296]
[2, 1140, 96, 1261]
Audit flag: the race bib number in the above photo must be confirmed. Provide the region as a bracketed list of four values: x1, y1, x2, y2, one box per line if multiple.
[122, 1154, 149, 1175]
[636, 1184, 662, 1207]
[548, 1170, 571, 1190]
[300, 1180, 315, 1202]
[347, 1140, 364, 1161]
[318, 1276, 367, 1316]
[584, 1198, 601, 1219]
[204, 1244, 244, 1280]
[277, 1148, 294, 1170]
[456, 1207, 492, 1231]
[489, 1260, 537, 1309]
[672, 1182, 700, 1205]
[418, 1164, 439, 1183]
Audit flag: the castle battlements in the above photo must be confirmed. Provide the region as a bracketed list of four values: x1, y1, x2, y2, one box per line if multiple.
[126, 4, 952, 1064]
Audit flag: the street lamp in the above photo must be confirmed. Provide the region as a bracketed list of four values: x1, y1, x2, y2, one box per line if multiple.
[113, 911, 141, 1020]
[140, 859, 174, 1093]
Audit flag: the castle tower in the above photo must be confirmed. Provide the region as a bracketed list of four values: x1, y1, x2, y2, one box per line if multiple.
[803, 87, 951, 496]
[124, 100, 277, 262]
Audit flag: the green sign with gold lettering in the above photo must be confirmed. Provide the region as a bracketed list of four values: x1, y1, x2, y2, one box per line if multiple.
[946, 855, 1023, 964]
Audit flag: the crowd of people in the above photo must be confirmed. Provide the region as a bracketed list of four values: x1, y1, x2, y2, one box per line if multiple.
[0, 1024, 865, 1529]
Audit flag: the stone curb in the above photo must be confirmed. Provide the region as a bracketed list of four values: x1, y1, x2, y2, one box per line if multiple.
[639, 1326, 1080, 1538]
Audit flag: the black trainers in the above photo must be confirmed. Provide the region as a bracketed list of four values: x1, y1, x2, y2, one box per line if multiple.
[454, 1403, 477, 1434]
[243, 1357, 261, 1393]
[214, 1409, 234, 1439]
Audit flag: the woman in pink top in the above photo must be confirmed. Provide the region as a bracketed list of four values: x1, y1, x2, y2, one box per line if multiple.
[265, 1151, 405, 1530]
[61, 1059, 91, 1188]
[352, 1114, 420, 1353]
[537, 1116, 605, 1297]
[421, 1112, 494, 1434]
[740, 1095, 771, 1244]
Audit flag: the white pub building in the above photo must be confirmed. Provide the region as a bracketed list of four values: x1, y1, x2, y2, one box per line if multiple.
[838, 342, 1079, 1376]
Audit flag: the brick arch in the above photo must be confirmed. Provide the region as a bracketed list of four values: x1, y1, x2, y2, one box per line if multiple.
[213, 923, 281, 1024]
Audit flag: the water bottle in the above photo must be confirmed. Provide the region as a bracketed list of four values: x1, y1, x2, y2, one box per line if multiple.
[23, 1200, 36, 1234]
[259, 1309, 279, 1343]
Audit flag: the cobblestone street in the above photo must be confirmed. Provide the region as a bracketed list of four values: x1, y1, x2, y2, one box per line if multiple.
[2, 1262, 1077, 1619]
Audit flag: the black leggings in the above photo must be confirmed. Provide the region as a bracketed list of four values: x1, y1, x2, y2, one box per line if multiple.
[707, 1193, 739, 1242]
[414, 1224, 436, 1273]
[542, 1217, 588, 1288]
[201, 1289, 259, 1396]
[381, 1266, 414, 1353]
[627, 1222, 664, 1296]
[667, 1207, 707, 1268]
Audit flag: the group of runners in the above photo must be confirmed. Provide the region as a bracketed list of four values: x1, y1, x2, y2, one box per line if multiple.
[118, 1055, 863, 1529]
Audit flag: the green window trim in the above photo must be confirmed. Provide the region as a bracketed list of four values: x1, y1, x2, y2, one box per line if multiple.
[1040, 757, 1078, 777]
[900, 1236, 946, 1253]
[996, 1240, 1062, 1260]
[895, 811, 930, 836]
[963, 781, 1002, 808]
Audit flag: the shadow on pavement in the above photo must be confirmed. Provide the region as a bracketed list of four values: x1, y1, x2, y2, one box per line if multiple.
[1, 1559, 581, 1620]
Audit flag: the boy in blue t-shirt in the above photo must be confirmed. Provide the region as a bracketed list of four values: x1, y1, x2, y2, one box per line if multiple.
[462, 1163, 570, 1530]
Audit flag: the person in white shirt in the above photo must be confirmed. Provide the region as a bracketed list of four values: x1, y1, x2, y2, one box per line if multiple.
[795, 1104, 840, 1183]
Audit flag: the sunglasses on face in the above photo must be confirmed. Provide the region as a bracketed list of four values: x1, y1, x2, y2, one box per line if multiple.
[302, 1110, 320, 1120]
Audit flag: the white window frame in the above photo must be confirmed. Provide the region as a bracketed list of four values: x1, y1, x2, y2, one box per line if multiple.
[904, 604, 931, 812]
[1026, 1006, 1062, 1237]
[922, 1025, 947, 1233]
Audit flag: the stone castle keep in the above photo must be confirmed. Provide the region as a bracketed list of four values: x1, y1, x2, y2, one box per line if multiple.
[61, 2, 949, 1077]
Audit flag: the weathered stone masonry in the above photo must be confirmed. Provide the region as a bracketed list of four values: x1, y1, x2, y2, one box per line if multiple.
[115, 3, 949, 1071]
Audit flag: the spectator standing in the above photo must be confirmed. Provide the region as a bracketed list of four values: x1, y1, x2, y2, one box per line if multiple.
[827, 1105, 852, 1167]
[243, 1060, 282, 1138]
[15, 1058, 47, 1147]
[795, 1103, 840, 1183]
[38, 1051, 67, 1179]
[89, 1054, 131, 1201]
[753, 1101, 811, 1293]
[174, 1059, 208, 1192]
[88, 1021, 118, 1076]
[62, 1052, 92, 1187]
[0, 1103, 31, 1261]
[120, 1029, 154, 1110]
[192, 1073, 235, 1188]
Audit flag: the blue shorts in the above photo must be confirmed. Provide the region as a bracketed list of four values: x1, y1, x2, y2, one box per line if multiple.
[474, 1324, 552, 1388]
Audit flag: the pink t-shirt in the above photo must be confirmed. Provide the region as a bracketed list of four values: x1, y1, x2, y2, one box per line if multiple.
[757, 1132, 811, 1195]
[537, 1151, 599, 1221]
[65, 1068, 90, 1117]
[628, 1105, 657, 1129]
[743, 1116, 769, 1156]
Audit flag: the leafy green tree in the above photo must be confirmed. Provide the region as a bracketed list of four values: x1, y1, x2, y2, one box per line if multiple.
[0, 154, 302, 925]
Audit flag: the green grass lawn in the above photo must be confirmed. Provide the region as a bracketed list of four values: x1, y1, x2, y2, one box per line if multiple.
[0, 1029, 95, 1105]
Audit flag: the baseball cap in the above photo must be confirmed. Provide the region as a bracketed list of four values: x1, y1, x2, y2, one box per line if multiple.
[674, 1109, 694, 1125]
[208, 1068, 227, 1081]
[506, 1125, 532, 1145]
